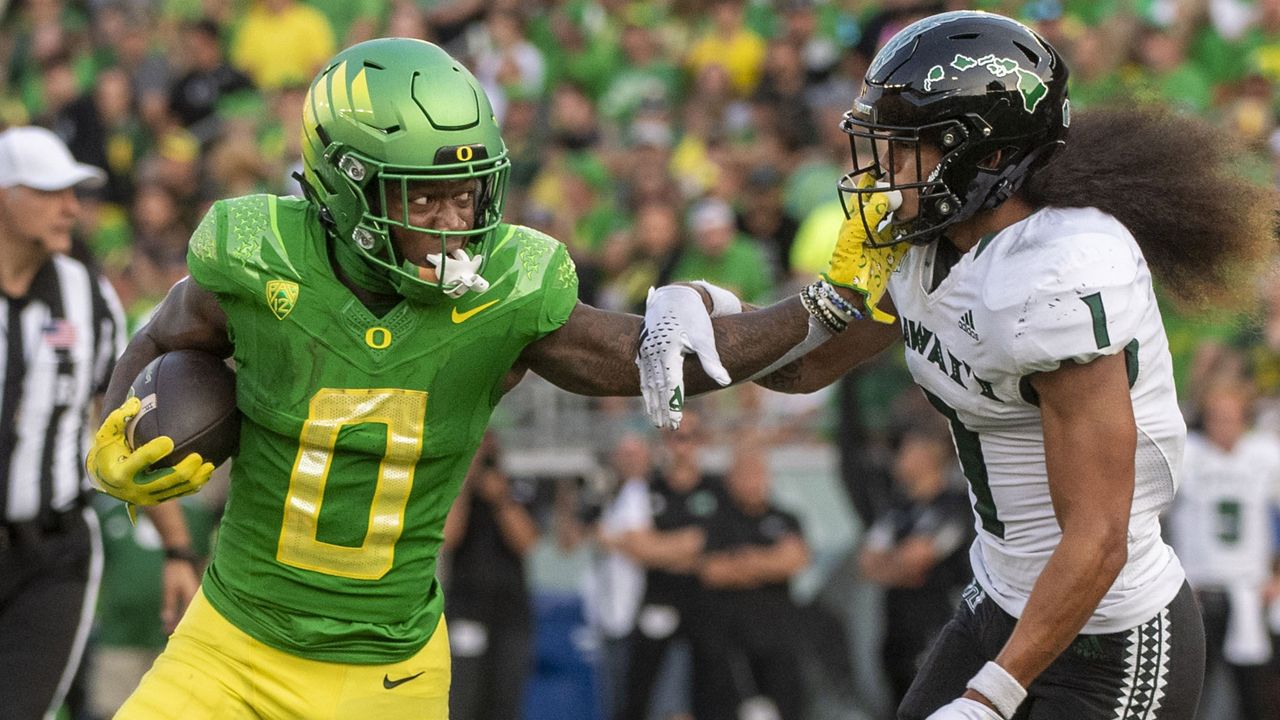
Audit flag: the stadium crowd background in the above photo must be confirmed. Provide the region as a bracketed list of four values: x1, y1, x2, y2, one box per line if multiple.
[5, 0, 1280, 718]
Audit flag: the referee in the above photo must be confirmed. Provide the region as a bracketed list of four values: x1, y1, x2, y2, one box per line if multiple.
[0, 125, 125, 719]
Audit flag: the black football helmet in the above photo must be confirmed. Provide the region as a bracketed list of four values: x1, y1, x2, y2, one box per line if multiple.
[839, 11, 1069, 246]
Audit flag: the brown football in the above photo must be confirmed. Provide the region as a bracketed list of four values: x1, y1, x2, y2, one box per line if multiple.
[125, 350, 240, 468]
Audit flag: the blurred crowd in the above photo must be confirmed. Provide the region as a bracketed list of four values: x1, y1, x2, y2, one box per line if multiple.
[8, 0, 1280, 332]
[7, 0, 1280, 718]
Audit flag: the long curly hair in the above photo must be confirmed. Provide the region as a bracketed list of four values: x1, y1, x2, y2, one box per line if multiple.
[1022, 107, 1278, 309]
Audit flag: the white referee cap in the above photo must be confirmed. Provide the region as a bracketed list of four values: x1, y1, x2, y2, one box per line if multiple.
[0, 126, 106, 191]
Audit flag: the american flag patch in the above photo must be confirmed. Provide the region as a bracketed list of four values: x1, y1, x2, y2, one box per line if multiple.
[42, 319, 77, 349]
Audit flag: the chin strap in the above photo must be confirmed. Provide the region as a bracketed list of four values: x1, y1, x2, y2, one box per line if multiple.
[295, 171, 395, 295]
[979, 140, 1063, 211]
[333, 233, 396, 295]
[293, 171, 336, 231]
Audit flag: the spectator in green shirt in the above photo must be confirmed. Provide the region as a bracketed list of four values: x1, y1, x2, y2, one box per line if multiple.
[599, 22, 682, 129]
[599, 200, 683, 313]
[528, 0, 624, 100]
[672, 197, 773, 304]
[1129, 21, 1215, 113]
[307, 0, 385, 47]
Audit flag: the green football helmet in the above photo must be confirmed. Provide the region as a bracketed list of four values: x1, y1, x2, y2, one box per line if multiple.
[301, 38, 510, 304]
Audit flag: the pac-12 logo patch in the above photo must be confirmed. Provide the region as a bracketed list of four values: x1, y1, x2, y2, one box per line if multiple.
[266, 280, 299, 320]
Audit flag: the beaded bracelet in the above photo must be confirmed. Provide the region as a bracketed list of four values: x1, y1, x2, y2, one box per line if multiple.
[801, 281, 848, 334]
[817, 280, 865, 322]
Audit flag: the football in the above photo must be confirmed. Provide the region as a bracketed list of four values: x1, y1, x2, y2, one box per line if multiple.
[125, 350, 240, 468]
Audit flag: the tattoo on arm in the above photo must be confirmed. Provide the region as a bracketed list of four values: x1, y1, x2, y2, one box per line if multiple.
[754, 358, 806, 393]
[743, 300, 902, 394]
[686, 298, 811, 394]
[701, 296, 901, 395]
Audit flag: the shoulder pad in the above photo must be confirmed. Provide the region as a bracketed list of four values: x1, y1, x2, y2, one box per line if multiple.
[982, 207, 1139, 312]
[489, 224, 576, 294]
[187, 195, 311, 297]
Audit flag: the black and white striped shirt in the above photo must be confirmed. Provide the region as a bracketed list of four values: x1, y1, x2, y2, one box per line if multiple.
[0, 255, 124, 523]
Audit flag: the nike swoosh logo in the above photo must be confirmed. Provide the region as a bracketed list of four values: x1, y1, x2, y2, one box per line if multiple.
[451, 299, 499, 324]
[383, 671, 424, 689]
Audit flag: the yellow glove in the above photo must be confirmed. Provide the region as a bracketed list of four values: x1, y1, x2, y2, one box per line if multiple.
[823, 175, 909, 324]
[86, 396, 215, 509]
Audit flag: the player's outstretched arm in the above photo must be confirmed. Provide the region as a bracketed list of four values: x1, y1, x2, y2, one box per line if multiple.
[635, 281, 902, 427]
[517, 295, 899, 399]
[518, 297, 818, 396]
[628, 185, 907, 427]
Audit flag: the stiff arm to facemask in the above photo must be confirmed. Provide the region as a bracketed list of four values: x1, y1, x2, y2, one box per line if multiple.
[823, 174, 908, 324]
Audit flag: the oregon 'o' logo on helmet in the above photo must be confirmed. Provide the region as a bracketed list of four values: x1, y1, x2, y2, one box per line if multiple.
[299, 38, 511, 304]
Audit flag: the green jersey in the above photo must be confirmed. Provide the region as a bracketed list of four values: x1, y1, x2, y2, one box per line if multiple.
[186, 194, 578, 663]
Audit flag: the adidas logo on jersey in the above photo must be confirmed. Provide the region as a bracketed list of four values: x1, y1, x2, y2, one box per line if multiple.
[958, 309, 979, 341]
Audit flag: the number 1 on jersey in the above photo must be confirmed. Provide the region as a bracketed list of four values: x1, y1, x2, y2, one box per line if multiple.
[277, 388, 427, 580]
[924, 390, 1005, 538]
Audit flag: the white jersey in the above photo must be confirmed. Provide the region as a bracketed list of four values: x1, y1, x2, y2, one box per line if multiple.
[1170, 431, 1280, 588]
[582, 478, 652, 639]
[887, 206, 1186, 633]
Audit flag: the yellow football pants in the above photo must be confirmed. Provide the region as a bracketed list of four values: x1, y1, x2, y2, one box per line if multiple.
[115, 589, 450, 719]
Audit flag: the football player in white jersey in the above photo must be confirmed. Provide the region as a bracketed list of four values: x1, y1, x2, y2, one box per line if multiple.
[633, 10, 1277, 720]
[1170, 374, 1280, 718]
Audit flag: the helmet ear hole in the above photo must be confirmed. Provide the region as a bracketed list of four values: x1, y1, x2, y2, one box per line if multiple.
[976, 149, 1005, 171]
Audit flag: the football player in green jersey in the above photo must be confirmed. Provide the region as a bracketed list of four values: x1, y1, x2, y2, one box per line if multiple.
[83, 38, 832, 718]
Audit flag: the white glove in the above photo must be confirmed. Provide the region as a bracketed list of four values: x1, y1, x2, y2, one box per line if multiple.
[425, 248, 490, 299]
[636, 285, 731, 429]
[926, 698, 1003, 720]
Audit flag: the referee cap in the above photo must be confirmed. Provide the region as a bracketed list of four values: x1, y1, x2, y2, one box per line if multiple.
[0, 126, 106, 191]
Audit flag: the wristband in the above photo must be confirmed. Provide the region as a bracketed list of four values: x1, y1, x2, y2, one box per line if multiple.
[688, 280, 743, 318]
[965, 661, 1026, 719]
[164, 546, 202, 564]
